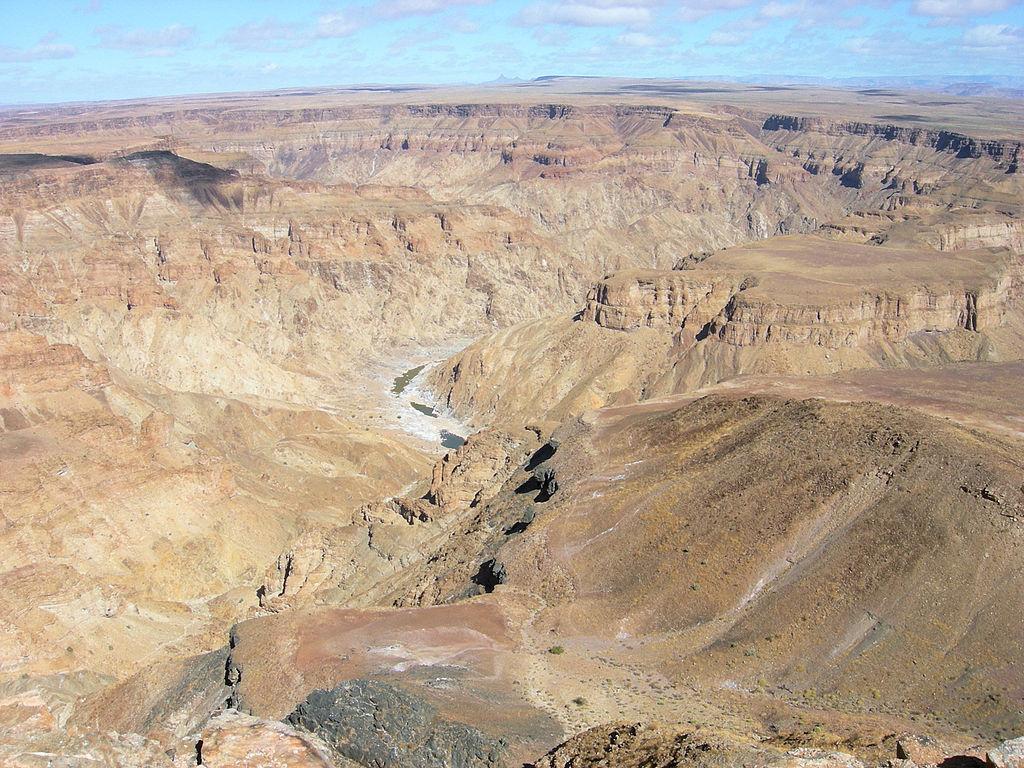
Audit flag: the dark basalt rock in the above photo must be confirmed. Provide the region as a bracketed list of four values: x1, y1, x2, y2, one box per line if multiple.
[751, 158, 771, 185]
[533, 466, 559, 502]
[516, 440, 560, 502]
[526, 440, 559, 471]
[286, 679, 507, 768]
[506, 505, 536, 534]
[837, 163, 866, 189]
[471, 558, 507, 593]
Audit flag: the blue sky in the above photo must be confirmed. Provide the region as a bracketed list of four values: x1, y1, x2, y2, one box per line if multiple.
[1, 0, 1022, 104]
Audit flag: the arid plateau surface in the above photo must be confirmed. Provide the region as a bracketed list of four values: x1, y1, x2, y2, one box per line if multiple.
[0, 78, 1022, 768]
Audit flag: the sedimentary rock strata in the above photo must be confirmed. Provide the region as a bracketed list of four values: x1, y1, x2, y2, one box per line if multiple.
[1, 80, 1022, 767]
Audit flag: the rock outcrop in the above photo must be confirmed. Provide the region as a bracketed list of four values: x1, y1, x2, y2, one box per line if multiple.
[988, 737, 1024, 768]
[286, 680, 507, 768]
[431, 231, 1024, 426]
[532, 728, 1024, 768]
[426, 428, 542, 511]
[529, 723, 762, 768]
[195, 712, 338, 768]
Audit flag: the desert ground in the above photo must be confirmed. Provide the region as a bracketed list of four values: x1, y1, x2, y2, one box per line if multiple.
[0, 78, 1022, 767]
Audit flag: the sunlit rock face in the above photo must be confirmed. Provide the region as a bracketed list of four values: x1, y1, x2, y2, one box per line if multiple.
[0, 80, 1022, 766]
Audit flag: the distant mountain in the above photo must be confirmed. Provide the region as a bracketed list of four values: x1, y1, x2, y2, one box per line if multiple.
[481, 74, 525, 85]
[730, 73, 1024, 97]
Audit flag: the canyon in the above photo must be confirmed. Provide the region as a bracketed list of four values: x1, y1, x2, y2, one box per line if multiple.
[0, 78, 1021, 767]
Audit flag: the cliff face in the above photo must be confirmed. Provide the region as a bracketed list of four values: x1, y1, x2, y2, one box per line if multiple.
[581, 271, 736, 334]
[761, 114, 1022, 168]
[713, 284, 1014, 347]
[431, 236, 1024, 426]
[757, 113, 1022, 215]
[896, 215, 1024, 252]
[3, 85, 1024, 766]
[582, 264, 1019, 348]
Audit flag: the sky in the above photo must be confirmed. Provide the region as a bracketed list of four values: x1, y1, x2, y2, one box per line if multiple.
[1, 0, 1022, 104]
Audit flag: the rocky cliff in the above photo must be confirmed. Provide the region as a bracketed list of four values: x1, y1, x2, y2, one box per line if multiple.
[2, 82, 1023, 767]
[430, 232, 1024, 426]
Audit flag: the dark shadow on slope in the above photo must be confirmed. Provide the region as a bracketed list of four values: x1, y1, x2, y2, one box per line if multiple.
[0, 153, 98, 175]
[116, 150, 242, 207]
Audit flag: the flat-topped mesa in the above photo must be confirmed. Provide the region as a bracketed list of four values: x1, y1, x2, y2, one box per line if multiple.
[918, 217, 1024, 252]
[761, 113, 1022, 169]
[829, 212, 1024, 253]
[713, 287, 1005, 348]
[580, 270, 738, 334]
[581, 237, 1023, 349]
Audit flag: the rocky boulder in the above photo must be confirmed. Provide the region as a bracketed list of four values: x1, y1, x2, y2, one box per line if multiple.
[988, 737, 1024, 768]
[895, 733, 952, 766]
[196, 712, 338, 768]
[529, 722, 763, 768]
[285, 679, 507, 768]
[769, 749, 865, 768]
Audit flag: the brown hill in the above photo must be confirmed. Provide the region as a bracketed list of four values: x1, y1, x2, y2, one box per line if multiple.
[387, 392, 1024, 738]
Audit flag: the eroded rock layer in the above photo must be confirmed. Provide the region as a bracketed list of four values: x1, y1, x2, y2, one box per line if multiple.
[0, 80, 1022, 767]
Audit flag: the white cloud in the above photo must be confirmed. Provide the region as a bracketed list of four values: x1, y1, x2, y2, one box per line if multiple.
[221, 20, 307, 50]
[314, 13, 361, 38]
[95, 23, 196, 56]
[843, 34, 884, 56]
[754, 0, 874, 31]
[223, 12, 361, 49]
[759, 1, 802, 18]
[616, 31, 669, 46]
[0, 35, 76, 63]
[374, 0, 490, 18]
[840, 27, 919, 58]
[518, 2, 656, 28]
[677, 0, 753, 22]
[962, 23, 1023, 47]
[706, 28, 750, 45]
[914, 0, 1017, 17]
[703, 11, 770, 46]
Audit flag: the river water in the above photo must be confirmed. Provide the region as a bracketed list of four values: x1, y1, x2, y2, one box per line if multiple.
[384, 356, 469, 451]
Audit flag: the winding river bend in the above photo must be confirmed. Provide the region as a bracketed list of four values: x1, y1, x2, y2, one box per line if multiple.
[391, 362, 467, 450]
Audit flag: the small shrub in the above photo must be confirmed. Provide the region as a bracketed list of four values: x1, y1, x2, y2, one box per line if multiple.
[548, 645, 565, 655]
